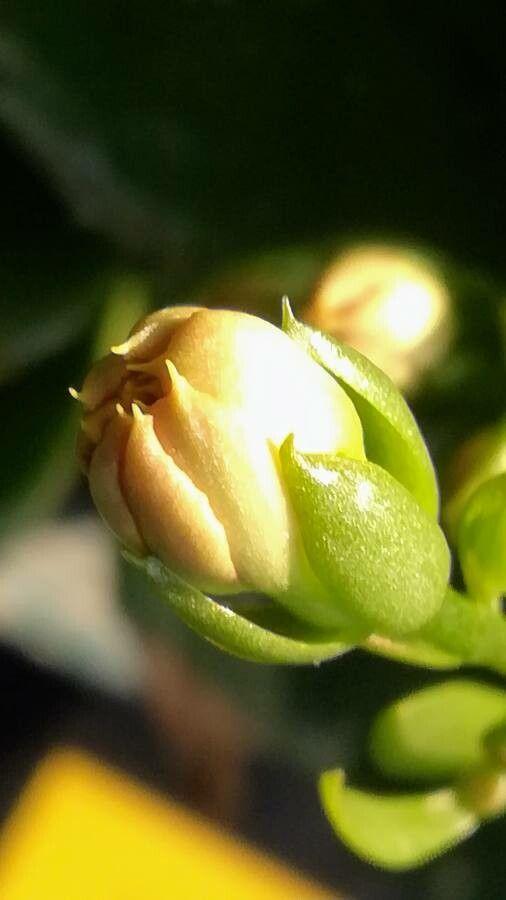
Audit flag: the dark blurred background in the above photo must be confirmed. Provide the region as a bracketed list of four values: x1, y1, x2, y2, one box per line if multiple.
[1, 2, 506, 897]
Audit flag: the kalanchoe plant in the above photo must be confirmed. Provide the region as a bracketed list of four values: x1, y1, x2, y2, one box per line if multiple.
[73, 300, 506, 671]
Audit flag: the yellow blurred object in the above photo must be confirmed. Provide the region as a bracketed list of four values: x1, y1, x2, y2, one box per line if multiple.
[303, 245, 452, 390]
[0, 750, 335, 900]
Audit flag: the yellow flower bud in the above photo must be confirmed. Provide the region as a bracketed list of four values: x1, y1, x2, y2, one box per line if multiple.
[74, 307, 365, 627]
[303, 245, 452, 391]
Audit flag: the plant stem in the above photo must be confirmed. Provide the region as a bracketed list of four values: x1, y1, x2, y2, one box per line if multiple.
[419, 588, 506, 675]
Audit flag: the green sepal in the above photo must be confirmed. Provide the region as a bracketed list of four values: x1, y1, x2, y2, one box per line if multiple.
[282, 298, 439, 517]
[369, 680, 506, 783]
[319, 769, 477, 871]
[457, 472, 506, 603]
[280, 437, 450, 637]
[122, 553, 352, 665]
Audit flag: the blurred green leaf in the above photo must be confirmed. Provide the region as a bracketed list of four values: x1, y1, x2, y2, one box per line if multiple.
[457, 473, 506, 603]
[369, 680, 506, 783]
[0, 271, 150, 535]
[0, 334, 88, 535]
[319, 769, 477, 871]
[0, 252, 104, 385]
[283, 300, 439, 517]
[123, 554, 353, 666]
[280, 437, 450, 637]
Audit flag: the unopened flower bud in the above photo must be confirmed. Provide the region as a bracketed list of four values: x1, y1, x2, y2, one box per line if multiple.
[303, 245, 452, 390]
[73, 306, 365, 628]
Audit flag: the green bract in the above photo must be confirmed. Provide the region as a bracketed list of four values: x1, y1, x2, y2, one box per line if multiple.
[280, 437, 450, 636]
[280, 300, 452, 638]
[282, 298, 439, 517]
[124, 553, 353, 665]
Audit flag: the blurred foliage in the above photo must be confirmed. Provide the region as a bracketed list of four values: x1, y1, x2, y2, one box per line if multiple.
[369, 680, 506, 783]
[321, 680, 506, 870]
[320, 769, 477, 872]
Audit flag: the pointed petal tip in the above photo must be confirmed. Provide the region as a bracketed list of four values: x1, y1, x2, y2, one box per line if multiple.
[110, 341, 129, 357]
[279, 432, 296, 463]
[165, 358, 178, 379]
[281, 295, 295, 330]
[164, 358, 186, 395]
[131, 402, 145, 423]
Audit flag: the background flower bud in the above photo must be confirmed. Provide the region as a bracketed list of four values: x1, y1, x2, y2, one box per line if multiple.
[75, 306, 365, 628]
[302, 244, 452, 391]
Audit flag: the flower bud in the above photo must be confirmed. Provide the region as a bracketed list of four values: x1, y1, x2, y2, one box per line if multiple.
[302, 245, 452, 391]
[74, 306, 365, 629]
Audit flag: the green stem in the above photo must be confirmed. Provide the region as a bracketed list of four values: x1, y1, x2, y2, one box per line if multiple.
[419, 588, 506, 675]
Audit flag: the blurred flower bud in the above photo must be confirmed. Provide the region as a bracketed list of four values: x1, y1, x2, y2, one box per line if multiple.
[73, 306, 365, 629]
[302, 245, 452, 390]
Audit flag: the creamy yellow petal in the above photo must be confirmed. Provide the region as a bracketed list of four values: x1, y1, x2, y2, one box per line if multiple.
[88, 412, 146, 556]
[81, 400, 117, 445]
[152, 363, 298, 596]
[122, 404, 240, 594]
[76, 354, 126, 411]
[112, 306, 202, 363]
[76, 400, 117, 474]
[166, 308, 365, 458]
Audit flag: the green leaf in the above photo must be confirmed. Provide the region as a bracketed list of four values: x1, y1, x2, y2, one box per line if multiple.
[282, 299, 439, 518]
[123, 554, 353, 666]
[369, 680, 506, 783]
[319, 769, 477, 871]
[457, 473, 506, 603]
[280, 438, 450, 636]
